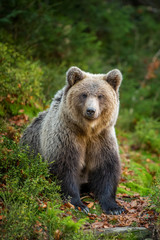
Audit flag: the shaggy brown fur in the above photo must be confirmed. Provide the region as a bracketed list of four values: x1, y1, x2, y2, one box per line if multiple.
[20, 66, 124, 214]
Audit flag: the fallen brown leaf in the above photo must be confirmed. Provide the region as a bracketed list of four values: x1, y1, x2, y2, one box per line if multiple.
[0, 215, 5, 220]
[54, 229, 61, 240]
[131, 200, 137, 208]
[65, 202, 75, 209]
[91, 221, 104, 229]
[87, 202, 94, 208]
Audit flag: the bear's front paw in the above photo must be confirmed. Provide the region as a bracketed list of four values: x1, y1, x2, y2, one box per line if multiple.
[71, 199, 89, 214]
[101, 202, 125, 215]
[77, 202, 89, 214]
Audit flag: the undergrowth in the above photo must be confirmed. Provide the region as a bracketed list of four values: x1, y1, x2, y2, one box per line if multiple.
[0, 138, 87, 240]
[0, 42, 44, 118]
[0, 129, 159, 239]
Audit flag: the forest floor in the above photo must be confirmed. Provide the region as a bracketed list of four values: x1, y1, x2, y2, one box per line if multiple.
[0, 114, 160, 240]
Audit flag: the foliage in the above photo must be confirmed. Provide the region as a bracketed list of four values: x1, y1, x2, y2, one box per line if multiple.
[1, 0, 160, 116]
[134, 118, 160, 154]
[0, 42, 44, 117]
[0, 122, 159, 238]
[0, 0, 102, 67]
[150, 172, 160, 213]
[0, 137, 87, 240]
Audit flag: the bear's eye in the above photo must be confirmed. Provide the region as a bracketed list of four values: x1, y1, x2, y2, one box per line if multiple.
[98, 94, 103, 99]
[82, 93, 87, 99]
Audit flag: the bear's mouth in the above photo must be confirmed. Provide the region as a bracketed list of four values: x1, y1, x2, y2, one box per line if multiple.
[84, 115, 98, 121]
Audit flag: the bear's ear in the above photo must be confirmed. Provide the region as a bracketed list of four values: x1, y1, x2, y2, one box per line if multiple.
[66, 66, 84, 86]
[104, 69, 122, 92]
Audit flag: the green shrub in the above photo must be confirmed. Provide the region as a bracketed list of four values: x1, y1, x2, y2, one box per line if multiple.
[0, 138, 86, 240]
[150, 172, 160, 213]
[134, 118, 160, 154]
[0, 42, 44, 117]
[1, 1, 160, 121]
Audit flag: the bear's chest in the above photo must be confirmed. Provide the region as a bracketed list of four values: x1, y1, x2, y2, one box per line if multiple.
[78, 138, 101, 183]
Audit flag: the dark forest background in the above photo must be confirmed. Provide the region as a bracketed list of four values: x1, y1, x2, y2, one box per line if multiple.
[0, 1, 160, 239]
[1, 0, 160, 136]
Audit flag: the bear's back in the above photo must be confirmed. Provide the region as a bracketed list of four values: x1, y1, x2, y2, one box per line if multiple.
[20, 110, 48, 155]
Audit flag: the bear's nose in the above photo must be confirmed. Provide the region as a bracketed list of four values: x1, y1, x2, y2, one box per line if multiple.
[86, 108, 96, 116]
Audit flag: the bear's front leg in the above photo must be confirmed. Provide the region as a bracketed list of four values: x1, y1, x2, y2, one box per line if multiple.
[88, 151, 125, 215]
[49, 150, 89, 214]
[61, 171, 89, 213]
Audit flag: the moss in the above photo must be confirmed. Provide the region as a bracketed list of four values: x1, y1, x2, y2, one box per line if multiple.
[119, 161, 153, 196]
[125, 182, 151, 196]
[147, 162, 160, 176]
[117, 187, 132, 195]
[118, 182, 150, 196]
[129, 162, 152, 188]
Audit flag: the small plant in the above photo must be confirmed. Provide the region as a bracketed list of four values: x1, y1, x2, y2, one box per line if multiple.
[0, 138, 86, 240]
[134, 118, 160, 154]
[0, 42, 44, 117]
[150, 172, 160, 213]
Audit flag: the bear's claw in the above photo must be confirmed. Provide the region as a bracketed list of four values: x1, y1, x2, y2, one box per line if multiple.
[71, 199, 89, 214]
[104, 206, 125, 215]
[75, 203, 89, 214]
[101, 200, 126, 215]
[81, 205, 89, 214]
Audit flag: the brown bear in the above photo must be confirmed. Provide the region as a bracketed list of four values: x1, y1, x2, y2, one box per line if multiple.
[20, 66, 124, 214]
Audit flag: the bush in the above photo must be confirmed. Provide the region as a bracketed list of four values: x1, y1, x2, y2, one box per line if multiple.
[134, 118, 160, 154]
[1, 1, 160, 120]
[0, 42, 44, 117]
[150, 170, 160, 213]
[0, 138, 86, 240]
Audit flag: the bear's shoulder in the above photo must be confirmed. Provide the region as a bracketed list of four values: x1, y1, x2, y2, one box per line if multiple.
[53, 88, 64, 102]
[50, 87, 65, 109]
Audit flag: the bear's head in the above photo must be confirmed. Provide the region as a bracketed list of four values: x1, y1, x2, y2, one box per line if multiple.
[64, 66, 122, 133]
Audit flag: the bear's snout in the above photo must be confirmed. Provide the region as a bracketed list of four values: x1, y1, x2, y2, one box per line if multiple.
[86, 107, 96, 118]
[83, 96, 99, 120]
